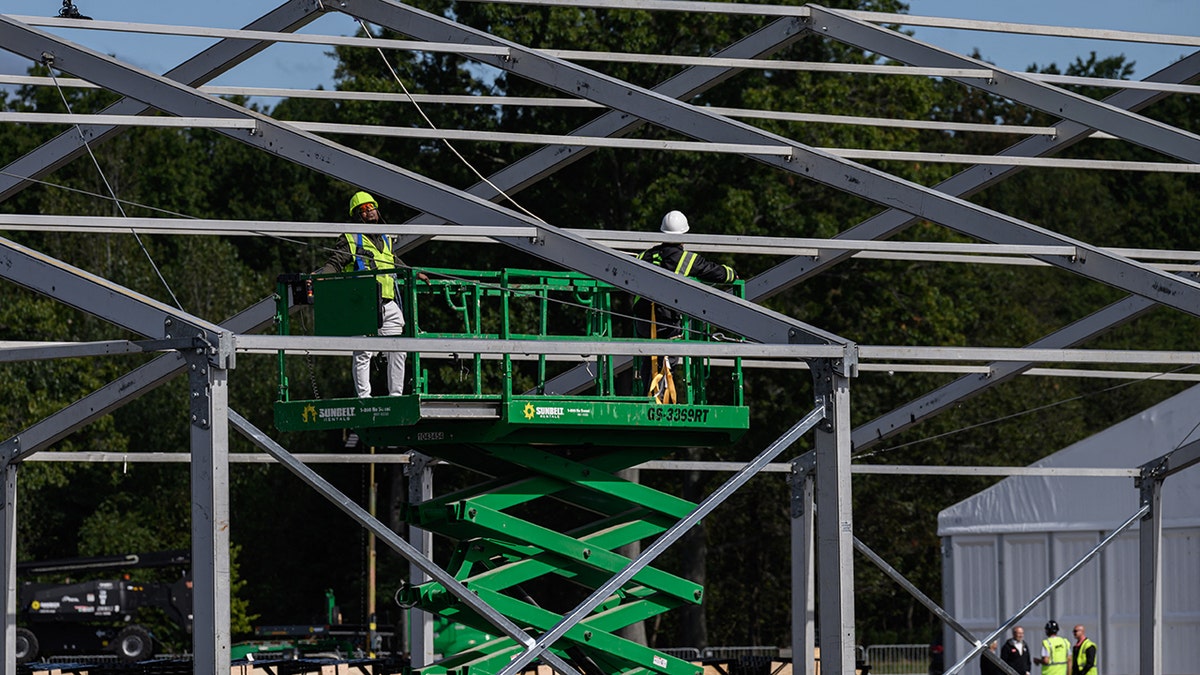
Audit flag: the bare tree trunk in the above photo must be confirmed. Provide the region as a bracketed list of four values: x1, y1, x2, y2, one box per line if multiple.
[615, 468, 649, 646]
[677, 449, 708, 649]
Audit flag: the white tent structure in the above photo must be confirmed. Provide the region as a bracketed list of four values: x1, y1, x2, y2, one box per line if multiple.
[938, 384, 1200, 675]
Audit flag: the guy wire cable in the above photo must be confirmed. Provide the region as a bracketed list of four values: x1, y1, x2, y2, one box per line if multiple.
[0, 170, 317, 252]
[357, 19, 545, 223]
[47, 65, 184, 311]
[347, 21, 743, 342]
[19, 52, 723, 338]
[852, 362, 1200, 461]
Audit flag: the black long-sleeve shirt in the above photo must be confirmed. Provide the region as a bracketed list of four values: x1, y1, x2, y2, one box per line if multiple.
[632, 242, 736, 338]
[1073, 641, 1097, 675]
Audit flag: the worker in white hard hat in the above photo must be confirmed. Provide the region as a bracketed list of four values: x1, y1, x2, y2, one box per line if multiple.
[321, 191, 427, 397]
[630, 210, 736, 402]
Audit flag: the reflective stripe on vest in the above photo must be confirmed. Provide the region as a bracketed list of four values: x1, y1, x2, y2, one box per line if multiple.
[633, 248, 695, 304]
[344, 233, 396, 300]
[1042, 636, 1070, 675]
[675, 251, 697, 276]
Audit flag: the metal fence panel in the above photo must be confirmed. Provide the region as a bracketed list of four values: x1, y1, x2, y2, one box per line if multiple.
[864, 644, 928, 675]
[661, 647, 703, 661]
[703, 646, 780, 660]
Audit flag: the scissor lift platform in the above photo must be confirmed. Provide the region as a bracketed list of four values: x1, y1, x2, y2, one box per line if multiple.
[275, 394, 748, 447]
[273, 267, 750, 675]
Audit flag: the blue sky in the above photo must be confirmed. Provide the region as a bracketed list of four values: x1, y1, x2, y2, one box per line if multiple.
[904, 0, 1197, 76]
[0, 1, 1196, 103]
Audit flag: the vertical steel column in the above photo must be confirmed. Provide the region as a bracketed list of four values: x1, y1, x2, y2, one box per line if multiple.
[790, 457, 816, 675]
[1, 460, 16, 675]
[1139, 477, 1163, 675]
[940, 539, 955, 667]
[494, 406, 824, 675]
[187, 350, 231, 672]
[407, 452, 435, 668]
[812, 360, 856, 675]
[368, 452, 378, 656]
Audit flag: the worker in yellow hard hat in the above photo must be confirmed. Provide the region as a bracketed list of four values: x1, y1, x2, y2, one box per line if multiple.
[321, 191, 428, 397]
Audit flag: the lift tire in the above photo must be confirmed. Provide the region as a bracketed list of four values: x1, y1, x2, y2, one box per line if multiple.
[15, 627, 39, 664]
[114, 624, 155, 662]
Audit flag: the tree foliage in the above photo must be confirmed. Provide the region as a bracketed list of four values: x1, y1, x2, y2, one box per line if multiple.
[1, 0, 1197, 655]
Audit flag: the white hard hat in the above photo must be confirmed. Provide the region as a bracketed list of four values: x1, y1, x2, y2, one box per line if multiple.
[660, 210, 690, 235]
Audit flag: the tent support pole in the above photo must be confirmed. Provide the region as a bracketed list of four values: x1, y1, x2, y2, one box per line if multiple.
[943, 504, 1148, 675]
[854, 538, 1017, 675]
[1138, 474, 1164, 675]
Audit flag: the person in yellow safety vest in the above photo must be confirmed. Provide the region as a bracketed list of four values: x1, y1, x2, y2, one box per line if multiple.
[1039, 620, 1071, 675]
[1071, 625, 1097, 675]
[320, 191, 428, 397]
[631, 210, 736, 402]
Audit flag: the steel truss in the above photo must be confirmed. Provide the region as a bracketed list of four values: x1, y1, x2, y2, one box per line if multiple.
[0, 2, 1197, 674]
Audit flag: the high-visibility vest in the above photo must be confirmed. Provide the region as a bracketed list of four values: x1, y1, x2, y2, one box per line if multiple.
[633, 247, 732, 307]
[1042, 636, 1070, 675]
[1074, 637, 1098, 675]
[633, 247, 700, 308]
[637, 246, 732, 281]
[343, 233, 396, 301]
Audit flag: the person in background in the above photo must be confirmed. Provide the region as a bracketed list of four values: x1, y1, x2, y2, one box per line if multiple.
[928, 633, 945, 675]
[1072, 625, 1097, 675]
[981, 641, 1004, 675]
[1002, 625, 1033, 675]
[321, 191, 427, 397]
[1039, 620, 1071, 675]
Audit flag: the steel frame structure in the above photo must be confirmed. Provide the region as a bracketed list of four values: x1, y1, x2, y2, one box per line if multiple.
[0, 2, 1197, 674]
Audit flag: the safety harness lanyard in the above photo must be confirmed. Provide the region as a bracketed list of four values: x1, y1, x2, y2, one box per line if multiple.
[647, 305, 676, 405]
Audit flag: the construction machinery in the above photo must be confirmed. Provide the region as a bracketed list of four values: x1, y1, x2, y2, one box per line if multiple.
[15, 550, 192, 664]
[274, 266, 750, 675]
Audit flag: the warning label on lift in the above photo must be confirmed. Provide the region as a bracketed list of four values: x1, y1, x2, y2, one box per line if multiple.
[508, 399, 742, 428]
[274, 396, 421, 431]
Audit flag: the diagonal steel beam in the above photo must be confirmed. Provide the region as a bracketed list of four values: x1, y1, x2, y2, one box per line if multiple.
[946, 506, 1148, 675]
[496, 404, 826, 675]
[0, 14, 843, 351]
[1140, 434, 1200, 481]
[395, 15, 811, 250]
[852, 292, 1158, 452]
[753, 53, 1200, 454]
[0, 235, 223, 344]
[0, 296, 277, 465]
[0, 0, 324, 202]
[511, 28, 1200, 398]
[747, 50, 1200, 300]
[854, 537, 1018, 675]
[228, 411, 582, 675]
[807, 5, 1200, 162]
[339, 0, 1200, 318]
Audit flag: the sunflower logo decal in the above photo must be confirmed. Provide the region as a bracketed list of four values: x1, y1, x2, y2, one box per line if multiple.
[523, 403, 536, 420]
[302, 404, 318, 423]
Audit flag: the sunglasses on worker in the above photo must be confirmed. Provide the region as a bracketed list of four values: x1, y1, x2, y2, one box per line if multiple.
[357, 202, 377, 215]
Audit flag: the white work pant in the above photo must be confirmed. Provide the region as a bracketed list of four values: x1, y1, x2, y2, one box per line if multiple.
[353, 299, 406, 397]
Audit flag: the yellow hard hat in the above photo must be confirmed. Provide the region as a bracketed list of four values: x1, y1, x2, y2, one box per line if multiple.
[349, 191, 377, 216]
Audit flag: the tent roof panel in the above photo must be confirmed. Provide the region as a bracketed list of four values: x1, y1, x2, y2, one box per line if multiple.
[938, 384, 1200, 536]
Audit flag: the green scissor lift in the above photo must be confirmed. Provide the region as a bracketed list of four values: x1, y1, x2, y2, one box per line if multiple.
[273, 267, 751, 675]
